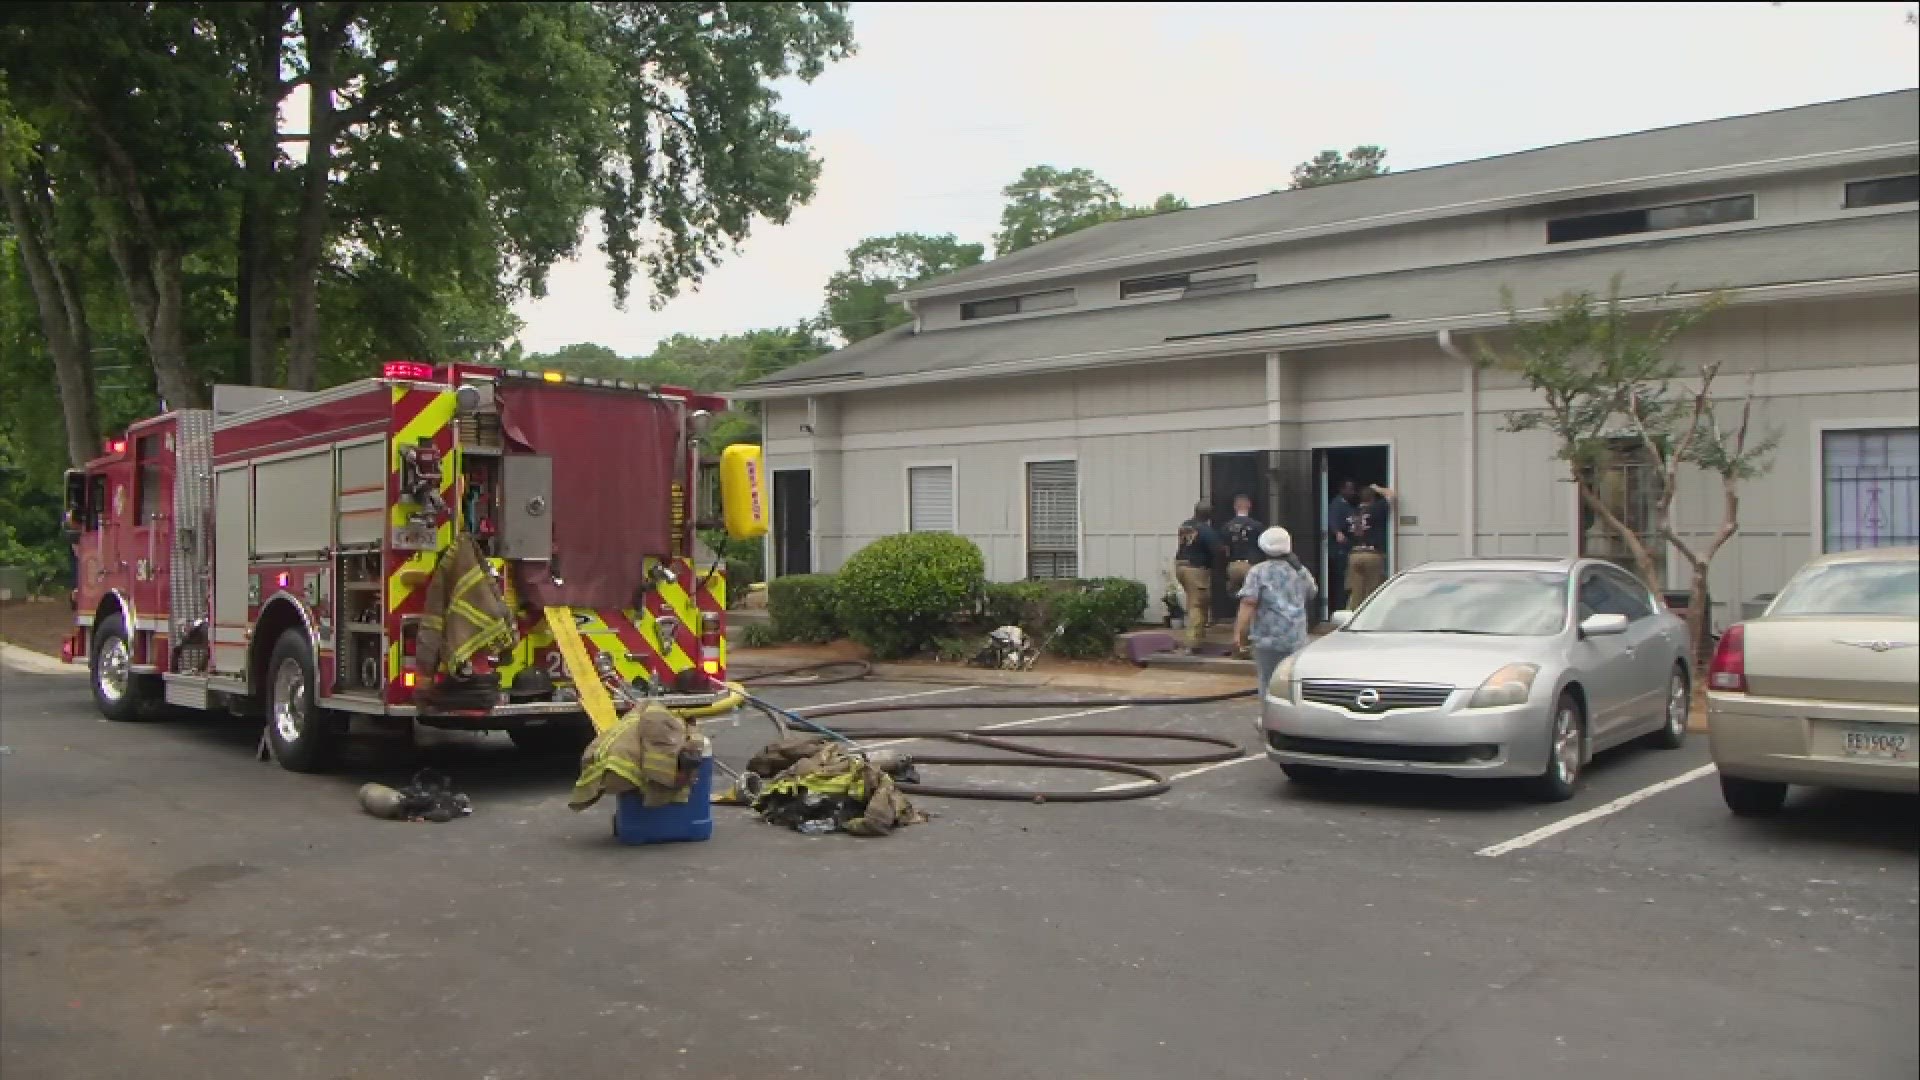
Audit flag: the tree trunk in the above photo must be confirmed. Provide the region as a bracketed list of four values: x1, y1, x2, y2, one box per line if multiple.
[239, 0, 288, 387]
[1572, 466, 1661, 585]
[283, 15, 336, 392]
[2, 169, 100, 468]
[1684, 569, 1713, 668]
[78, 104, 207, 409]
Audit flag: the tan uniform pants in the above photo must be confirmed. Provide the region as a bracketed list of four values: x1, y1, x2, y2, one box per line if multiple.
[1176, 564, 1212, 647]
[1227, 560, 1252, 594]
[1346, 550, 1386, 610]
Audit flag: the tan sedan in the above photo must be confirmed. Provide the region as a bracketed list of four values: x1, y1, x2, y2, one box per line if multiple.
[1707, 546, 1919, 813]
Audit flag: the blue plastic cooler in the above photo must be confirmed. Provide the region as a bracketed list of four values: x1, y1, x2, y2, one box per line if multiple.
[611, 752, 715, 845]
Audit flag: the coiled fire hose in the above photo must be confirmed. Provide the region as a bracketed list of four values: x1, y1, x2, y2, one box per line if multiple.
[718, 663, 1256, 803]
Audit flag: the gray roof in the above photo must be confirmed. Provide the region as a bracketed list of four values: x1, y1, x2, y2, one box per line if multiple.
[902, 90, 1919, 300]
[741, 212, 1917, 395]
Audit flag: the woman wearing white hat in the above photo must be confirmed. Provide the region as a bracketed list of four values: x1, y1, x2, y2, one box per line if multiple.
[1233, 526, 1318, 693]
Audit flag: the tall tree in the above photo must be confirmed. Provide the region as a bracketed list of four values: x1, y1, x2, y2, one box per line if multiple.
[822, 233, 984, 343]
[0, 1, 855, 396]
[1, 85, 99, 467]
[993, 165, 1186, 255]
[1289, 145, 1389, 189]
[1479, 279, 1778, 661]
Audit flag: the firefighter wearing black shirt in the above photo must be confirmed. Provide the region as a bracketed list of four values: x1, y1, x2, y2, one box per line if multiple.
[1223, 493, 1265, 595]
[1175, 501, 1227, 651]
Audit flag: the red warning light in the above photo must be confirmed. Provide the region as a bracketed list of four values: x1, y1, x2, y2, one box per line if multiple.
[106, 439, 127, 455]
[382, 360, 436, 381]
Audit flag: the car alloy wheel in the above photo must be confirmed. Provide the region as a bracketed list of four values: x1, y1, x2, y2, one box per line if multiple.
[1551, 702, 1581, 787]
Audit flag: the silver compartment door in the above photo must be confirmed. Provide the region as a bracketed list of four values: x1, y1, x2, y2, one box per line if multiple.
[499, 454, 553, 561]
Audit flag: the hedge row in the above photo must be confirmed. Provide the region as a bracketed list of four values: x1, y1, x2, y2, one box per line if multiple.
[757, 533, 1149, 662]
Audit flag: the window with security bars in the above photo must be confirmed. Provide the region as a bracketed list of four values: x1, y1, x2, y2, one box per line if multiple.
[1026, 460, 1078, 579]
[908, 465, 955, 533]
[1579, 438, 1666, 586]
[1822, 427, 1919, 552]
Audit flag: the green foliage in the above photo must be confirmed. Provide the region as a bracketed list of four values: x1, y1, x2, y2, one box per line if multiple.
[739, 621, 781, 648]
[525, 325, 831, 392]
[0, 0, 855, 402]
[699, 528, 764, 599]
[834, 534, 985, 659]
[1289, 146, 1389, 189]
[993, 165, 1187, 255]
[982, 577, 1148, 660]
[821, 232, 985, 343]
[1478, 277, 1727, 474]
[0, 430, 68, 593]
[931, 632, 986, 664]
[766, 573, 842, 644]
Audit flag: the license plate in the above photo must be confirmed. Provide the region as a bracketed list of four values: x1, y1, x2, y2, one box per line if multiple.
[1841, 727, 1914, 760]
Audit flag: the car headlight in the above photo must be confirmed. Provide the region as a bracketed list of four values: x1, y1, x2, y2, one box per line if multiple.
[1269, 653, 1299, 703]
[1468, 663, 1538, 709]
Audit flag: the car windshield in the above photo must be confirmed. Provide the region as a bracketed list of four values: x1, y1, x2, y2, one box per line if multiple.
[1344, 570, 1569, 636]
[1769, 559, 1919, 617]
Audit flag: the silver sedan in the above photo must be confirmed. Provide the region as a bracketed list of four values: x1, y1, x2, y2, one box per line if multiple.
[1262, 557, 1692, 801]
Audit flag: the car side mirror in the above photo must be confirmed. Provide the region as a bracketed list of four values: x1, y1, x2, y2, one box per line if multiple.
[1579, 613, 1629, 638]
[1328, 609, 1354, 630]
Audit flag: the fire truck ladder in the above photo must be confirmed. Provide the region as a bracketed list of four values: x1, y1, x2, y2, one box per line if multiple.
[541, 607, 622, 735]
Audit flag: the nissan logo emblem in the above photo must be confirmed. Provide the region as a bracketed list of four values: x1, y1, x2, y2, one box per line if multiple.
[1354, 687, 1381, 710]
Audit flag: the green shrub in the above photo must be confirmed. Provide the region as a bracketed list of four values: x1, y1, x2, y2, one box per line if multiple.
[931, 632, 986, 664]
[835, 533, 986, 659]
[766, 574, 842, 643]
[739, 622, 782, 648]
[983, 580, 1064, 633]
[978, 576, 1151, 660]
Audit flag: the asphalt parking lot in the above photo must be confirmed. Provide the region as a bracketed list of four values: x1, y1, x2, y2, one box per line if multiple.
[3, 662, 1915, 1080]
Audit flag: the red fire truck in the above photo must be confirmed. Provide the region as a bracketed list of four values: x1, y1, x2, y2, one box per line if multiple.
[61, 361, 760, 771]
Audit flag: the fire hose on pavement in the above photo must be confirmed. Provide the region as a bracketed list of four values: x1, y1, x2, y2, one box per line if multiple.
[721, 662, 1256, 803]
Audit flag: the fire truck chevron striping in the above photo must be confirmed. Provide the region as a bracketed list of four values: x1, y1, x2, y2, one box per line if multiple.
[61, 362, 757, 772]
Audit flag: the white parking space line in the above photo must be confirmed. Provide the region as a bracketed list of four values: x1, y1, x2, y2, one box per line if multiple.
[1474, 763, 1719, 858]
[1093, 753, 1261, 793]
[856, 705, 1132, 751]
[788, 685, 980, 714]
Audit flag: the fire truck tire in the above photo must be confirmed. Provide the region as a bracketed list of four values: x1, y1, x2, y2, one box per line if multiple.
[264, 630, 340, 773]
[90, 614, 156, 723]
[508, 722, 595, 757]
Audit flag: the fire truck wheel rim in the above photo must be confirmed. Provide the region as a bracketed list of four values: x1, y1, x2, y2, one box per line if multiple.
[96, 638, 130, 704]
[273, 657, 307, 743]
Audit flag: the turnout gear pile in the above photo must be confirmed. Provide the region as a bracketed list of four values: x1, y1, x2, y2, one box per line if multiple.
[971, 625, 1039, 671]
[569, 699, 707, 810]
[743, 735, 926, 837]
[357, 769, 474, 822]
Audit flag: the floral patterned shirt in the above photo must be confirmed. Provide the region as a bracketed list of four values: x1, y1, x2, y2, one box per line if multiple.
[1237, 559, 1316, 653]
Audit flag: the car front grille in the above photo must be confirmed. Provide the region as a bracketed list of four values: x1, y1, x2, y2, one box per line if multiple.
[1300, 680, 1455, 713]
[1268, 732, 1498, 764]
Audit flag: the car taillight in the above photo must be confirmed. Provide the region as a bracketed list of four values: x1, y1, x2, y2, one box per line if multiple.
[1708, 623, 1746, 692]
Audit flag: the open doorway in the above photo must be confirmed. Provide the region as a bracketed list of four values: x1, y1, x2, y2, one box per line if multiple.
[1200, 451, 1269, 621]
[1314, 444, 1392, 621]
[772, 469, 812, 577]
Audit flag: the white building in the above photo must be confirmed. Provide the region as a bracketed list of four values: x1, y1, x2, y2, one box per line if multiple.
[736, 91, 1920, 628]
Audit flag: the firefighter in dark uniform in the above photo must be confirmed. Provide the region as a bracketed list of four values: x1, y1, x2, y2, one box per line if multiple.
[1223, 493, 1265, 596]
[1175, 501, 1227, 652]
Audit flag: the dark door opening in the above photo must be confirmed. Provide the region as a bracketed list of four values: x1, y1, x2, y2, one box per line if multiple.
[1199, 450, 1319, 623]
[1200, 452, 1266, 620]
[1315, 444, 1391, 620]
[773, 469, 812, 577]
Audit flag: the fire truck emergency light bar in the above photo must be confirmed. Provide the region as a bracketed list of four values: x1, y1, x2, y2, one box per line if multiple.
[380, 359, 716, 407]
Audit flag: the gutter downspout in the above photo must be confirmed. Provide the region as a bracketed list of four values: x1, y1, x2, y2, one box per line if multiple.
[1436, 329, 1476, 558]
[806, 396, 822, 573]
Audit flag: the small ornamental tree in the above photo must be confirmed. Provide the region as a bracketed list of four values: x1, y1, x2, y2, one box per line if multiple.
[1479, 277, 1778, 662]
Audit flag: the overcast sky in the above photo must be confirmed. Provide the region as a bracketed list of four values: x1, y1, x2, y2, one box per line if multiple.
[511, 1, 1920, 356]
